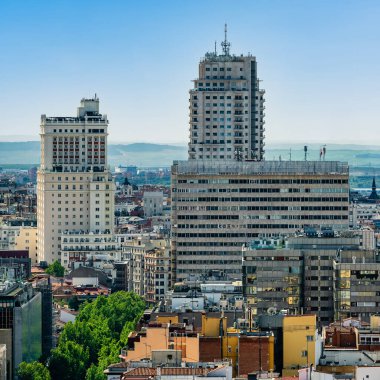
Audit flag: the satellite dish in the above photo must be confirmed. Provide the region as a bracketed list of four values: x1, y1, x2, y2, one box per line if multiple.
[267, 307, 277, 316]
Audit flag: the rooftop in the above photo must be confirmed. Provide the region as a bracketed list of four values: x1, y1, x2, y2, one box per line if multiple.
[172, 160, 349, 175]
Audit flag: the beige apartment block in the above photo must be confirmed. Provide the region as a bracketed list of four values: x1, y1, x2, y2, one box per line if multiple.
[60, 231, 121, 268]
[15, 227, 38, 264]
[37, 97, 115, 264]
[171, 160, 350, 281]
[188, 30, 265, 161]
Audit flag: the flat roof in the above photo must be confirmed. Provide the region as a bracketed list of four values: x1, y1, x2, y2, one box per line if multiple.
[172, 160, 349, 175]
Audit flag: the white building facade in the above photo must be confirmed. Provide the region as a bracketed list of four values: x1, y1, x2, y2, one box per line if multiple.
[143, 191, 164, 217]
[37, 97, 115, 264]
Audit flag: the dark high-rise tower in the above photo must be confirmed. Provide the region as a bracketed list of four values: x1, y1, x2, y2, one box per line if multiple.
[368, 177, 379, 200]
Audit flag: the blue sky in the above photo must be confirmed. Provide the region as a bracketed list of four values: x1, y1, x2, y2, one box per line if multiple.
[0, 0, 379, 144]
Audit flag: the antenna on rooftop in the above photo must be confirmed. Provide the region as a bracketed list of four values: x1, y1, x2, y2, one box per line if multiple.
[319, 145, 326, 161]
[304, 145, 308, 161]
[221, 23, 231, 56]
[214, 41, 217, 55]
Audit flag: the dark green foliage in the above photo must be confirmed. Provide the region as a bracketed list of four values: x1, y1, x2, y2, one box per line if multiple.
[49, 341, 89, 380]
[45, 260, 65, 277]
[48, 291, 145, 380]
[17, 361, 51, 380]
[68, 295, 81, 311]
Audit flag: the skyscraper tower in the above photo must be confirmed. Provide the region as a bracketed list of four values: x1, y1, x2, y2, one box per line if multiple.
[171, 28, 350, 283]
[37, 97, 115, 264]
[188, 25, 265, 161]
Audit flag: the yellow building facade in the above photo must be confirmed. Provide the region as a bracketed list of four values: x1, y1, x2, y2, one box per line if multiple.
[282, 314, 317, 376]
[15, 227, 38, 264]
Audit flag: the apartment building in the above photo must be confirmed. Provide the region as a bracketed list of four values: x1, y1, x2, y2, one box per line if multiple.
[0, 220, 36, 250]
[172, 160, 350, 282]
[122, 237, 171, 301]
[242, 233, 374, 326]
[60, 230, 121, 268]
[37, 97, 115, 263]
[15, 226, 38, 264]
[144, 242, 171, 305]
[143, 191, 163, 217]
[334, 249, 380, 322]
[188, 28, 265, 161]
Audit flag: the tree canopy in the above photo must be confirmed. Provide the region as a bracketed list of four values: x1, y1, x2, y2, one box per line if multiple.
[48, 291, 145, 380]
[17, 361, 51, 380]
[45, 260, 65, 277]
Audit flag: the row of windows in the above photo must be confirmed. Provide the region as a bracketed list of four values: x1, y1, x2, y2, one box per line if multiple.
[192, 133, 248, 138]
[195, 102, 249, 107]
[52, 214, 110, 219]
[205, 67, 240, 71]
[174, 187, 348, 194]
[52, 129, 105, 133]
[177, 206, 348, 215]
[194, 117, 249, 122]
[197, 80, 246, 87]
[178, 215, 239, 220]
[175, 205, 347, 212]
[192, 125, 249, 129]
[177, 178, 348, 184]
[191, 139, 248, 145]
[177, 242, 251, 247]
[198, 110, 248, 115]
[194, 94, 248, 100]
[176, 251, 240, 256]
[175, 196, 349, 203]
[177, 260, 241, 265]
[176, 216, 348, 228]
[177, 230, 301, 238]
[177, 268, 241, 274]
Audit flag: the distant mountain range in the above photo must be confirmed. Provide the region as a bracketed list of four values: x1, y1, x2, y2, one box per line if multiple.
[0, 141, 380, 168]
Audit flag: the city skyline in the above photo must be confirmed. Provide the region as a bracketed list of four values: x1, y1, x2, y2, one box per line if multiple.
[1, 0, 380, 145]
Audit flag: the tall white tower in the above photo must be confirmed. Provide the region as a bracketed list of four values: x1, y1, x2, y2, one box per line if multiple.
[37, 97, 115, 264]
[188, 26, 265, 161]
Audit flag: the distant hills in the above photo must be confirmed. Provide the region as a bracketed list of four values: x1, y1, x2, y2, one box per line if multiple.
[0, 141, 188, 167]
[0, 141, 380, 169]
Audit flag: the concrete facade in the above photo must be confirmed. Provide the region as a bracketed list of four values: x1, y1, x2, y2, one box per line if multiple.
[143, 191, 164, 217]
[243, 235, 362, 326]
[188, 32, 265, 161]
[171, 160, 350, 281]
[333, 249, 380, 322]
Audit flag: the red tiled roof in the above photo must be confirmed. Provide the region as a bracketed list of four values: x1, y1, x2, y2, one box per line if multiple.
[122, 367, 214, 378]
[123, 368, 155, 377]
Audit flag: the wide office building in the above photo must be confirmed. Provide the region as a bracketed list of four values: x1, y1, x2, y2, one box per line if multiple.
[171, 160, 350, 281]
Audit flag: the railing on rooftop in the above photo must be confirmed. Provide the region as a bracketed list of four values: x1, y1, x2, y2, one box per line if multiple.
[172, 160, 349, 175]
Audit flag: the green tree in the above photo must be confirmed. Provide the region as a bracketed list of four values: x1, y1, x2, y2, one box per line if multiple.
[85, 340, 121, 380]
[45, 260, 64, 277]
[48, 291, 145, 380]
[17, 361, 51, 380]
[68, 295, 81, 311]
[49, 341, 90, 380]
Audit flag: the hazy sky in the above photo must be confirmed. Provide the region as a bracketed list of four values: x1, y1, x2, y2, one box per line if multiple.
[0, 0, 379, 144]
